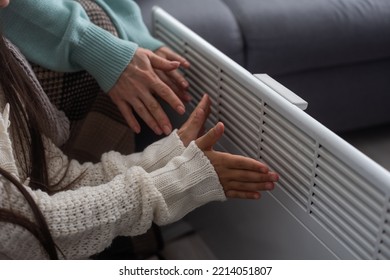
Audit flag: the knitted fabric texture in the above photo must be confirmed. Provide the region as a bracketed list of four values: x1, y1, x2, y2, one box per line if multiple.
[0, 101, 226, 259]
[1, 78, 226, 259]
[30, 0, 118, 122]
[28, 0, 136, 164]
[0, 0, 226, 259]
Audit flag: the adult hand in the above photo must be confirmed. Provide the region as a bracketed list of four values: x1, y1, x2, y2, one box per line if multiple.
[155, 46, 192, 103]
[178, 94, 211, 147]
[108, 47, 186, 135]
[196, 123, 279, 199]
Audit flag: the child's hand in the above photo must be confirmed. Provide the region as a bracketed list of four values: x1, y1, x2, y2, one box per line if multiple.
[196, 122, 279, 199]
[178, 94, 211, 147]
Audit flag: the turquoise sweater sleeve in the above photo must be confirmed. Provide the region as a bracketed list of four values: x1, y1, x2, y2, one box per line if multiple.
[0, 0, 139, 92]
[95, 0, 164, 51]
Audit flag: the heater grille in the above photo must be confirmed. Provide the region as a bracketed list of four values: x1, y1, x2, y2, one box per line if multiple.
[152, 7, 390, 259]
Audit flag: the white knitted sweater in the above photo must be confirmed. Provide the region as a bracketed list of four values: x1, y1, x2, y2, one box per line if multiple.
[0, 94, 226, 259]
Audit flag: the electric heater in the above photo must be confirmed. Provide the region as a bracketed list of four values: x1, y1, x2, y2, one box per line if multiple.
[152, 7, 390, 259]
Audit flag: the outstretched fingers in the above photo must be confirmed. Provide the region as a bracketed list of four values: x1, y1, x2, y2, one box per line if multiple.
[115, 100, 141, 134]
[195, 122, 224, 151]
[188, 94, 211, 128]
[221, 153, 270, 173]
[204, 150, 279, 200]
[223, 174, 278, 199]
[192, 118, 279, 200]
[221, 170, 278, 187]
[224, 190, 262, 200]
[149, 51, 180, 71]
[178, 94, 212, 146]
[147, 51, 187, 126]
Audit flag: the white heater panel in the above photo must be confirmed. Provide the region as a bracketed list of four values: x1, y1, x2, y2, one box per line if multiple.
[152, 7, 390, 259]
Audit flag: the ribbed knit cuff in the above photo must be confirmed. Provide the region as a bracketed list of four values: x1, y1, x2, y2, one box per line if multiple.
[151, 141, 226, 224]
[137, 129, 186, 172]
[71, 25, 137, 92]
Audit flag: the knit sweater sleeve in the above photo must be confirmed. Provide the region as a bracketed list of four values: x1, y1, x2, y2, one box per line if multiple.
[95, 0, 164, 51]
[0, 0, 136, 92]
[0, 123, 226, 259]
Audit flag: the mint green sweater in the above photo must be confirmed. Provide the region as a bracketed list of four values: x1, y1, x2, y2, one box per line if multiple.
[0, 0, 164, 92]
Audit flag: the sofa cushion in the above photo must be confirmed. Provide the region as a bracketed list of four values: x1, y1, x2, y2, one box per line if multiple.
[222, 0, 390, 75]
[136, 0, 245, 65]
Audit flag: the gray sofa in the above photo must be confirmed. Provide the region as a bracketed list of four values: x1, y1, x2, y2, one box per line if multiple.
[136, 0, 390, 133]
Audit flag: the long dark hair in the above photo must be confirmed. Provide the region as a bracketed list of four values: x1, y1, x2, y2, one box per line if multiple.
[0, 34, 59, 259]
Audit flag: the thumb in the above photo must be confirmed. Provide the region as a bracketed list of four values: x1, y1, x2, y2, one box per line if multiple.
[150, 52, 180, 71]
[195, 122, 224, 150]
[186, 94, 211, 131]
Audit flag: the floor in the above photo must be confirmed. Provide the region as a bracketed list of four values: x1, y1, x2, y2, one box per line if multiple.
[159, 124, 390, 260]
[155, 220, 216, 260]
